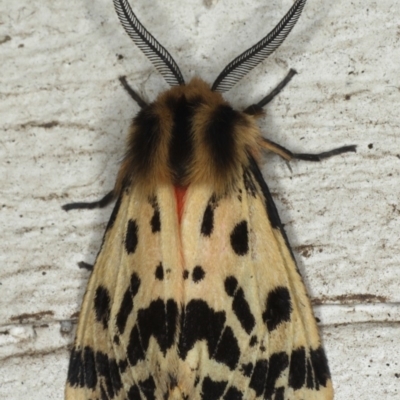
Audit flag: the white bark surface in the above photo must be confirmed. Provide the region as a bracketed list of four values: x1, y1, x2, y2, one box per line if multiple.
[1, 0, 399, 399]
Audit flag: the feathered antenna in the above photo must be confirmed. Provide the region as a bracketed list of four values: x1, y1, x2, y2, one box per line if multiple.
[113, 0, 185, 86]
[212, 0, 307, 93]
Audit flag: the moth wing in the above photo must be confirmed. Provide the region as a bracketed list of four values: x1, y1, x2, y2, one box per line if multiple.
[65, 186, 183, 400]
[177, 163, 333, 400]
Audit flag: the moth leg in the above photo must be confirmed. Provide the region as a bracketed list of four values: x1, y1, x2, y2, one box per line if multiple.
[244, 69, 297, 115]
[259, 137, 357, 162]
[62, 190, 115, 211]
[119, 76, 147, 108]
[77, 261, 93, 271]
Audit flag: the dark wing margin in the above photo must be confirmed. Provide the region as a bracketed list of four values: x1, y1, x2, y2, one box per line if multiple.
[212, 0, 307, 93]
[247, 156, 297, 263]
[113, 0, 185, 86]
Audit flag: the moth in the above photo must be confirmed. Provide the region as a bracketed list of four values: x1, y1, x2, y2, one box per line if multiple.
[64, 0, 356, 399]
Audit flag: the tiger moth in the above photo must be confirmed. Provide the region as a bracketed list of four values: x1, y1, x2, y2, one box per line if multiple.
[63, 0, 356, 399]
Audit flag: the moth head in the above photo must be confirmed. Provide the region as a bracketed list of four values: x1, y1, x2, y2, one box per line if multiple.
[112, 0, 307, 195]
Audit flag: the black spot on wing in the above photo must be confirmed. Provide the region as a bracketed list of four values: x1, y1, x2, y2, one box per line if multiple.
[67, 346, 97, 388]
[116, 273, 141, 334]
[127, 325, 144, 366]
[249, 335, 258, 347]
[289, 347, 306, 389]
[150, 208, 160, 233]
[125, 219, 139, 254]
[82, 347, 97, 389]
[151, 210, 161, 233]
[95, 351, 123, 398]
[155, 263, 164, 280]
[224, 275, 238, 295]
[264, 352, 289, 399]
[224, 386, 243, 400]
[148, 196, 161, 233]
[310, 346, 331, 388]
[230, 220, 249, 256]
[201, 203, 214, 236]
[94, 286, 111, 329]
[201, 377, 227, 400]
[249, 359, 268, 396]
[192, 265, 205, 282]
[127, 384, 141, 400]
[214, 327, 240, 369]
[224, 276, 255, 334]
[106, 194, 122, 232]
[128, 299, 178, 366]
[179, 299, 240, 370]
[119, 359, 128, 373]
[169, 376, 178, 391]
[139, 376, 157, 400]
[274, 387, 285, 400]
[201, 195, 217, 237]
[100, 385, 107, 400]
[262, 286, 292, 331]
[241, 362, 253, 377]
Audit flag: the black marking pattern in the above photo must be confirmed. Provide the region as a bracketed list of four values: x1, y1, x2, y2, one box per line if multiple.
[263, 286, 292, 331]
[148, 196, 161, 233]
[179, 299, 240, 370]
[155, 262, 164, 280]
[310, 346, 331, 388]
[289, 347, 306, 389]
[224, 276, 255, 334]
[67, 347, 123, 397]
[67, 346, 329, 398]
[224, 386, 243, 400]
[106, 194, 122, 232]
[201, 194, 217, 237]
[68, 153, 332, 397]
[201, 378, 244, 400]
[192, 265, 205, 282]
[125, 219, 139, 254]
[230, 220, 249, 256]
[249, 335, 258, 347]
[128, 299, 178, 366]
[241, 362, 253, 377]
[116, 273, 141, 334]
[201, 377, 227, 400]
[139, 376, 157, 400]
[94, 286, 111, 329]
[127, 384, 141, 400]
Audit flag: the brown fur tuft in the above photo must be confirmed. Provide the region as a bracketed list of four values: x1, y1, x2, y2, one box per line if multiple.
[115, 78, 262, 197]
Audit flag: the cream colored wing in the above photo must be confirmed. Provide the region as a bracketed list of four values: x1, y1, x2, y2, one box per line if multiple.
[65, 185, 184, 399]
[66, 162, 332, 400]
[176, 159, 333, 400]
